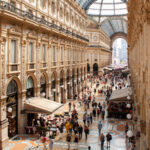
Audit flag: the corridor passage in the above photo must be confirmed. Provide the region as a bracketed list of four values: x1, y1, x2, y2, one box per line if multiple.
[6, 70, 133, 150]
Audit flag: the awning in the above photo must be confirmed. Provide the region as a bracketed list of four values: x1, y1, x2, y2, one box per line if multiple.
[109, 87, 132, 101]
[24, 97, 63, 114]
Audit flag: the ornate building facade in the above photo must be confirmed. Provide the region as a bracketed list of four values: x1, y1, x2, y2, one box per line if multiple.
[0, 0, 112, 149]
[85, 27, 112, 76]
[128, 0, 150, 149]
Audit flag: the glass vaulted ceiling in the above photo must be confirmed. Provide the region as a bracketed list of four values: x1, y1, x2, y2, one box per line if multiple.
[86, 0, 127, 18]
[76, 0, 128, 17]
[76, 0, 128, 37]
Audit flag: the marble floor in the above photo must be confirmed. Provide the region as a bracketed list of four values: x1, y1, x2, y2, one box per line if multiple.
[5, 80, 133, 150]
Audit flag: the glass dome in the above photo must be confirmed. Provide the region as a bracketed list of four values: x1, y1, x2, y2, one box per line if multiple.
[76, 0, 128, 17]
[87, 0, 127, 17]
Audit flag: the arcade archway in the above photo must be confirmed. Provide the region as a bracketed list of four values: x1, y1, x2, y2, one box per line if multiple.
[93, 63, 98, 76]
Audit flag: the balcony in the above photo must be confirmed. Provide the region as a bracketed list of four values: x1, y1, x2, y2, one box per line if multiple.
[0, 1, 89, 42]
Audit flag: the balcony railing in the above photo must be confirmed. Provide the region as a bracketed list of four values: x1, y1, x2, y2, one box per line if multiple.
[0, 1, 89, 42]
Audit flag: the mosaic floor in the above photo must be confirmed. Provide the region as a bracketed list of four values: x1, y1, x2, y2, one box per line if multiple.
[5, 80, 133, 150]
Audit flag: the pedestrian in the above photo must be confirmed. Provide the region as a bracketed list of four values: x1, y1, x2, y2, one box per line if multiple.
[98, 121, 102, 136]
[88, 146, 91, 150]
[100, 133, 105, 150]
[84, 125, 89, 140]
[90, 112, 93, 124]
[66, 133, 71, 150]
[87, 115, 90, 127]
[43, 135, 47, 150]
[69, 102, 72, 112]
[78, 125, 83, 139]
[102, 110, 105, 119]
[106, 132, 112, 148]
[74, 134, 79, 150]
[93, 108, 96, 118]
[83, 113, 86, 125]
[97, 108, 100, 118]
[49, 135, 53, 150]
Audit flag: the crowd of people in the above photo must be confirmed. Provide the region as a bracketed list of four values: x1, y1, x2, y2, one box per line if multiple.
[29, 68, 133, 150]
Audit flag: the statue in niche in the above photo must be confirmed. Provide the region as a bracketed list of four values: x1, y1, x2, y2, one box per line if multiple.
[40, 0, 46, 9]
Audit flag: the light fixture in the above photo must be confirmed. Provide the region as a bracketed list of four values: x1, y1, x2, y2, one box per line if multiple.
[127, 95, 131, 100]
[127, 130, 133, 137]
[127, 103, 131, 108]
[127, 114, 132, 119]
[8, 107, 12, 113]
[67, 82, 70, 85]
[41, 92, 46, 97]
[53, 89, 56, 92]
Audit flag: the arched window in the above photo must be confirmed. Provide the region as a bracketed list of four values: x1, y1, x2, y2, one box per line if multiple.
[26, 77, 34, 98]
[7, 80, 18, 95]
[40, 74, 46, 97]
[60, 71, 64, 85]
[26, 77, 34, 89]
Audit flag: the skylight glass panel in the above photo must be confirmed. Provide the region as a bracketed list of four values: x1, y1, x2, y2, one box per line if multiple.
[87, 9, 100, 15]
[89, 4, 101, 9]
[102, 4, 114, 10]
[101, 10, 115, 16]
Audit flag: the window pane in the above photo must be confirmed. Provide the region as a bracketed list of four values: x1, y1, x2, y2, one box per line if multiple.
[43, 44, 46, 62]
[29, 42, 33, 62]
[11, 40, 17, 63]
[61, 47, 63, 61]
[53, 46, 55, 61]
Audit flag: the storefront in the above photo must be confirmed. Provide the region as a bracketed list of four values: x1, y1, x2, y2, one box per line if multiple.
[93, 63, 98, 76]
[40, 74, 46, 98]
[6, 80, 18, 138]
[51, 73, 56, 101]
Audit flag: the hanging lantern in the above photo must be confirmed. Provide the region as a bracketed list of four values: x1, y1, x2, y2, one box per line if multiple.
[127, 130, 133, 137]
[127, 103, 131, 108]
[127, 95, 131, 100]
[8, 107, 12, 113]
[127, 114, 132, 119]
[42, 92, 46, 97]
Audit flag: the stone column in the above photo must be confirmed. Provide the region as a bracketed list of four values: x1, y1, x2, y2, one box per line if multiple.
[18, 90, 27, 134]
[63, 78, 67, 103]
[0, 97, 9, 149]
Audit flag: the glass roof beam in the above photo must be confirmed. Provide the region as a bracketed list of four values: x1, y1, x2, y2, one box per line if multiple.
[108, 20, 115, 33]
[98, 0, 104, 22]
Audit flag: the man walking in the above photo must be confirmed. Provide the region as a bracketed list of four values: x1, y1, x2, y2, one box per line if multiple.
[98, 121, 102, 136]
[68, 102, 72, 112]
[78, 125, 83, 139]
[106, 132, 112, 148]
[100, 133, 105, 150]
